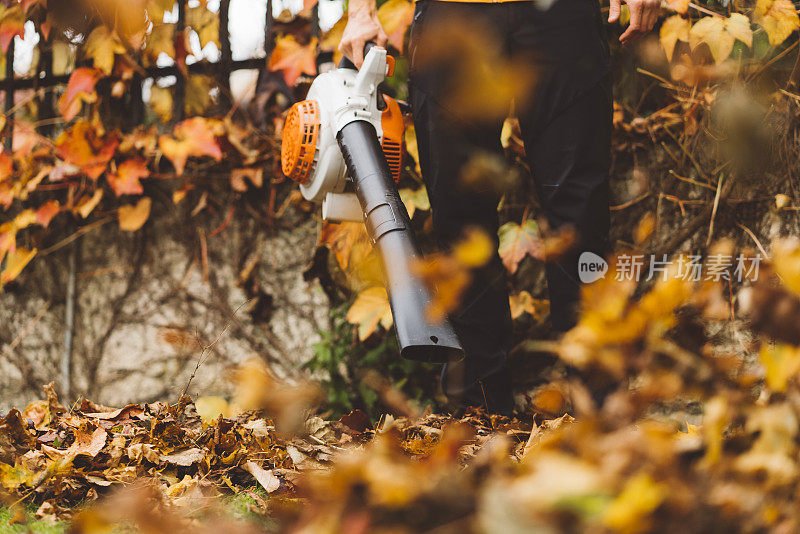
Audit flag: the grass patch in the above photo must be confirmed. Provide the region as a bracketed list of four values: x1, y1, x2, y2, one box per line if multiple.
[0, 506, 66, 534]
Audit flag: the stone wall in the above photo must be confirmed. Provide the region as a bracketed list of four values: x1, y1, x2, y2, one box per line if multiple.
[0, 205, 329, 411]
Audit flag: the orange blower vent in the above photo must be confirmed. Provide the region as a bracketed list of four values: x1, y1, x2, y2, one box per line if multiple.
[381, 96, 404, 184]
[281, 100, 320, 184]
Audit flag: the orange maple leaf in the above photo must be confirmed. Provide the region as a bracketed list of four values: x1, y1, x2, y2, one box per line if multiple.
[268, 35, 318, 86]
[55, 120, 119, 181]
[158, 117, 223, 176]
[107, 158, 150, 197]
[498, 220, 543, 274]
[0, 6, 25, 54]
[35, 200, 60, 228]
[0, 152, 14, 181]
[58, 68, 103, 122]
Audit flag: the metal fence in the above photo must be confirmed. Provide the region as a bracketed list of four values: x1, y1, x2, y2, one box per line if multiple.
[0, 0, 321, 149]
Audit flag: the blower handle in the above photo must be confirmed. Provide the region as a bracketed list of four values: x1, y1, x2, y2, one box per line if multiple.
[338, 42, 379, 70]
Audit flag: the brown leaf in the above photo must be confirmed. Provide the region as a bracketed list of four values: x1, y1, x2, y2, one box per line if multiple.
[161, 448, 205, 467]
[243, 461, 281, 493]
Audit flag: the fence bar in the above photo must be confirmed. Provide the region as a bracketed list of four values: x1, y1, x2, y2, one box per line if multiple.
[0, 57, 266, 93]
[4, 40, 13, 151]
[265, 0, 275, 58]
[38, 38, 55, 137]
[173, 0, 187, 122]
[219, 0, 232, 93]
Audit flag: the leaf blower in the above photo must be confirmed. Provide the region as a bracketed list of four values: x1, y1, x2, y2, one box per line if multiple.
[280, 44, 463, 363]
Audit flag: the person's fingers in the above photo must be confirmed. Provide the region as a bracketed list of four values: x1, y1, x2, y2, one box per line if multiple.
[353, 38, 365, 68]
[609, 0, 621, 23]
[643, 2, 658, 32]
[620, 1, 642, 42]
[377, 29, 389, 48]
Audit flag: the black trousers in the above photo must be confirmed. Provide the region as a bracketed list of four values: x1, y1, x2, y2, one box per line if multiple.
[408, 0, 612, 414]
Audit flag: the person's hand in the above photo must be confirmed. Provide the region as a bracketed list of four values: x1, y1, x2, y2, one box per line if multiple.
[609, 0, 661, 45]
[339, 1, 388, 69]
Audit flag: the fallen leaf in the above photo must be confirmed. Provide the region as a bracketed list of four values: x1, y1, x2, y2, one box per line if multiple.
[759, 344, 800, 392]
[161, 448, 205, 467]
[243, 461, 281, 493]
[603, 472, 667, 534]
[195, 396, 239, 424]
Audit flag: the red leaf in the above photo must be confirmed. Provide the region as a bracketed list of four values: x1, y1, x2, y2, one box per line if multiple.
[107, 158, 149, 197]
[58, 68, 103, 122]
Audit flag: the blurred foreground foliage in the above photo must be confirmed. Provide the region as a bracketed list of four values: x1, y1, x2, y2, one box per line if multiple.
[2, 238, 800, 531]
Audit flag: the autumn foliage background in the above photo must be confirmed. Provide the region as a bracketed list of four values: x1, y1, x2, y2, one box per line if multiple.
[3, 0, 800, 532]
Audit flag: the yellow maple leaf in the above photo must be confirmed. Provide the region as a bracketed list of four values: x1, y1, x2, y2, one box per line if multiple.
[665, 0, 689, 14]
[689, 13, 752, 64]
[772, 238, 800, 295]
[453, 226, 493, 267]
[378, 0, 414, 51]
[85, 26, 127, 75]
[755, 0, 800, 47]
[195, 396, 240, 424]
[346, 286, 394, 341]
[509, 290, 540, 320]
[149, 84, 173, 122]
[1, 247, 36, 287]
[146, 0, 176, 21]
[187, 5, 219, 50]
[759, 344, 800, 393]
[660, 15, 691, 62]
[404, 124, 421, 175]
[399, 186, 429, 219]
[603, 472, 667, 534]
[498, 220, 543, 274]
[118, 197, 152, 231]
[321, 15, 346, 64]
[145, 23, 175, 65]
[185, 75, 214, 116]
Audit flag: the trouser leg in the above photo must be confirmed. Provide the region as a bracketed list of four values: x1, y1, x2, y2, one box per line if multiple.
[512, 0, 613, 332]
[409, 1, 513, 415]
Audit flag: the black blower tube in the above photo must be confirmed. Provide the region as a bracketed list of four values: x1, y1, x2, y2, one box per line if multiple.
[337, 120, 464, 364]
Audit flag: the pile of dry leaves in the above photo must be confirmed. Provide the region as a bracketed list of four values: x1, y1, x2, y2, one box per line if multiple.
[5, 239, 800, 533]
